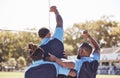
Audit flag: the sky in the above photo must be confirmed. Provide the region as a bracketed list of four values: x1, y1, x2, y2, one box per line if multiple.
[0, 0, 120, 32]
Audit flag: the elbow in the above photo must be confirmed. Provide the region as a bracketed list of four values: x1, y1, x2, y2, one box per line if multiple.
[69, 69, 77, 77]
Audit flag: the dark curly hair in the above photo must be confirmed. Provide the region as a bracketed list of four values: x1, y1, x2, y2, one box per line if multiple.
[28, 42, 44, 61]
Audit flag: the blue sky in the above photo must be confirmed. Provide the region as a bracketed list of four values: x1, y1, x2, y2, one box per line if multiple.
[0, 0, 120, 31]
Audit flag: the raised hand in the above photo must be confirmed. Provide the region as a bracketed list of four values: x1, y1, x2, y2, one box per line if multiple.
[50, 6, 57, 12]
[49, 6, 59, 15]
[82, 30, 90, 38]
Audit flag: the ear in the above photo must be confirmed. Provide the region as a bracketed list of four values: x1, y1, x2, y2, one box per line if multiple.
[81, 49, 85, 56]
[42, 54, 44, 58]
[45, 33, 51, 38]
[38, 37, 42, 41]
[80, 49, 83, 55]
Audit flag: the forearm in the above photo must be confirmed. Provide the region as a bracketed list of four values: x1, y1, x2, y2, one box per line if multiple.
[50, 6, 63, 28]
[55, 58, 74, 69]
[54, 9, 63, 27]
[88, 35, 100, 54]
[55, 14, 63, 27]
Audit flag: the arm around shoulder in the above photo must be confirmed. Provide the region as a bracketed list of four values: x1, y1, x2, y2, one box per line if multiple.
[47, 53, 75, 69]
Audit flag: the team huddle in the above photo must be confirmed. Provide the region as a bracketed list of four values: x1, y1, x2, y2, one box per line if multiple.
[24, 6, 100, 78]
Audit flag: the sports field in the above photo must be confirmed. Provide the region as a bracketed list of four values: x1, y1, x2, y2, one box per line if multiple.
[0, 72, 23, 78]
[0, 72, 120, 78]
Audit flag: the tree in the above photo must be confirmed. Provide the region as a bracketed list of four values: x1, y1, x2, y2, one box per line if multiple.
[0, 30, 39, 64]
[64, 16, 120, 55]
[17, 56, 26, 69]
[8, 58, 17, 67]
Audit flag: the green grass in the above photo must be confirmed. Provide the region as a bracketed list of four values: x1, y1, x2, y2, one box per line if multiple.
[0, 72, 120, 78]
[0, 72, 23, 78]
[96, 75, 120, 78]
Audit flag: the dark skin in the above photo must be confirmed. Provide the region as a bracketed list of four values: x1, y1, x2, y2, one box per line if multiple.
[45, 6, 63, 38]
[37, 6, 76, 77]
[47, 30, 100, 69]
[50, 6, 63, 28]
[50, 6, 77, 77]
[30, 47, 77, 77]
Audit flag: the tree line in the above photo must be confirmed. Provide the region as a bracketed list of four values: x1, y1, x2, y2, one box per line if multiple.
[0, 16, 120, 69]
[64, 16, 120, 55]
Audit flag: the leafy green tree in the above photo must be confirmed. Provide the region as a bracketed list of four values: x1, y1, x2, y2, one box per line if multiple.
[0, 30, 39, 64]
[64, 16, 120, 55]
[8, 58, 17, 67]
[17, 56, 26, 69]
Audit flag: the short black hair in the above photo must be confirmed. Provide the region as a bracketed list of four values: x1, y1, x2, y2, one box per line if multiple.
[80, 42, 92, 53]
[38, 28, 50, 38]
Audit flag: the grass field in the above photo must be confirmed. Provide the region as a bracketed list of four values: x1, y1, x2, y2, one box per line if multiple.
[0, 72, 120, 78]
[0, 72, 23, 78]
[96, 75, 120, 78]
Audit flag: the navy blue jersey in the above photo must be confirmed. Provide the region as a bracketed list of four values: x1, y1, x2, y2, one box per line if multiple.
[40, 38, 66, 58]
[25, 64, 57, 78]
[78, 60, 99, 78]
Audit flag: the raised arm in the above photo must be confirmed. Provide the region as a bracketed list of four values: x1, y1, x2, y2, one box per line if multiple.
[83, 30, 100, 55]
[50, 6, 63, 28]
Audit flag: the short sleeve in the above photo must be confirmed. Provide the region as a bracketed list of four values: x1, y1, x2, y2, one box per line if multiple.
[73, 59, 82, 71]
[92, 53, 100, 61]
[58, 66, 70, 76]
[52, 27, 63, 41]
